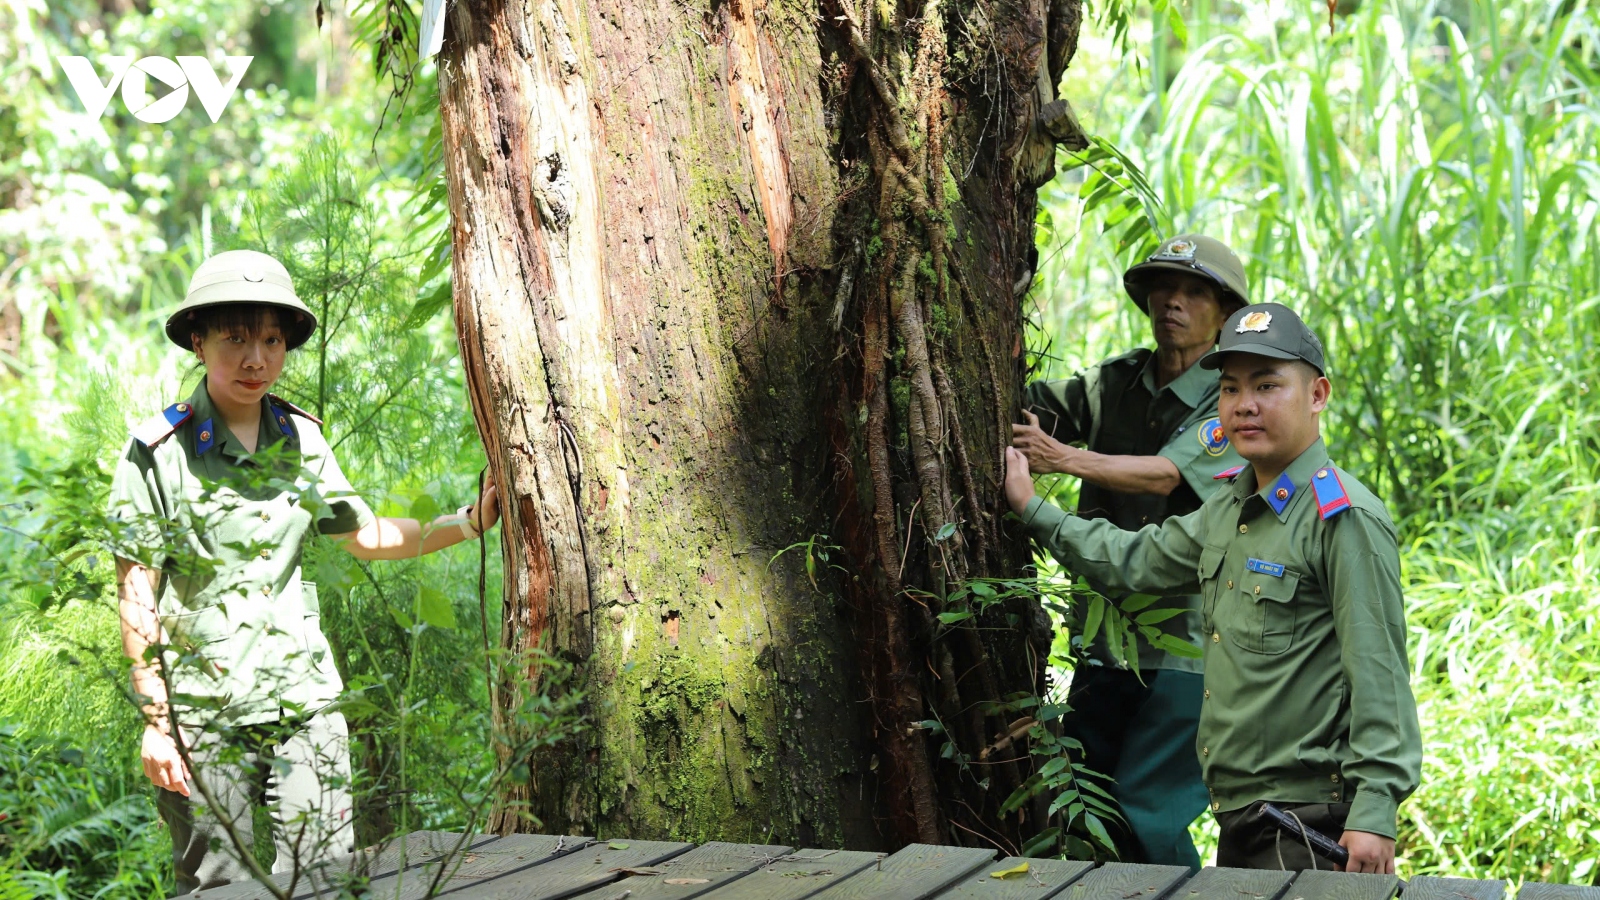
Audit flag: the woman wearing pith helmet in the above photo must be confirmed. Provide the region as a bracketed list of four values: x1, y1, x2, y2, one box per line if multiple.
[109, 249, 499, 892]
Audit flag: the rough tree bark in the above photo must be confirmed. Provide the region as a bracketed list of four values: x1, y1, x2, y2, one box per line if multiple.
[438, 0, 1087, 850]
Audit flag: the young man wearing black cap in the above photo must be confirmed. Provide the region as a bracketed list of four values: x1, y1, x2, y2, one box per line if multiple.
[1011, 234, 1248, 867]
[1007, 302, 1421, 873]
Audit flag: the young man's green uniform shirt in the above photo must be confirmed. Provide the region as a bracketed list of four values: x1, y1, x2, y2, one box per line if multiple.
[1025, 348, 1243, 672]
[1018, 436, 1421, 839]
[108, 380, 376, 724]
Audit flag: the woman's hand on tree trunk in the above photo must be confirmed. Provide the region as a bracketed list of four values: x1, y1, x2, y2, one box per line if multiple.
[471, 474, 500, 535]
[142, 725, 190, 797]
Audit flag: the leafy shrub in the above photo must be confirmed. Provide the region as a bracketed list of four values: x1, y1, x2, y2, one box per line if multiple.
[0, 721, 167, 899]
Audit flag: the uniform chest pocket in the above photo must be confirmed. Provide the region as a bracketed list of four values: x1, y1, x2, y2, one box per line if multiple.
[1225, 570, 1300, 655]
[1198, 546, 1225, 622]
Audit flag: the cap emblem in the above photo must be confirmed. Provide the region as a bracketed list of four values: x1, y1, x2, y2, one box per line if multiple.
[1237, 310, 1272, 333]
[1151, 238, 1196, 261]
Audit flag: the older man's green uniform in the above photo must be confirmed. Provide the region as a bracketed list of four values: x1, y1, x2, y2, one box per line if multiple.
[1024, 235, 1247, 868]
[1020, 303, 1421, 869]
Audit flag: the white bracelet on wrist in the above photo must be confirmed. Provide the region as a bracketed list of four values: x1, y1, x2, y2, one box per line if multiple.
[457, 504, 481, 539]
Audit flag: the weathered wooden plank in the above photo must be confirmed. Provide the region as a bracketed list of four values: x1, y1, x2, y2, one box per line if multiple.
[441, 839, 693, 900]
[1285, 869, 1400, 900]
[1170, 866, 1295, 900]
[1401, 876, 1505, 900]
[1518, 885, 1600, 900]
[564, 841, 792, 900]
[929, 856, 1094, 899]
[801, 843, 997, 900]
[358, 834, 599, 900]
[1050, 862, 1192, 900]
[191, 829, 505, 900]
[693, 849, 881, 900]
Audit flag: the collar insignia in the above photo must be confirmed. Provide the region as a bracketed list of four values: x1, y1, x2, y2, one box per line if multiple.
[1237, 310, 1272, 333]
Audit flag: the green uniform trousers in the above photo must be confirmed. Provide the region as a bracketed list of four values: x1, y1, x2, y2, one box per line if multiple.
[1061, 667, 1208, 869]
[1214, 801, 1351, 871]
[157, 712, 353, 894]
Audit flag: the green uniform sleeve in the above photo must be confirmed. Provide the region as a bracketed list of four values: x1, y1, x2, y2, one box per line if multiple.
[296, 421, 377, 535]
[1020, 495, 1206, 596]
[1158, 406, 1245, 500]
[1023, 373, 1096, 446]
[1323, 509, 1421, 839]
[107, 439, 167, 567]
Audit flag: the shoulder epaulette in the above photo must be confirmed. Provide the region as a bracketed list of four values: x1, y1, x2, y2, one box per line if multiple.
[131, 402, 195, 448]
[1213, 464, 1246, 480]
[1310, 466, 1352, 519]
[266, 393, 322, 426]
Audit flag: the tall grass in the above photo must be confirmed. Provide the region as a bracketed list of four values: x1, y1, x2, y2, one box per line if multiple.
[1037, 0, 1600, 882]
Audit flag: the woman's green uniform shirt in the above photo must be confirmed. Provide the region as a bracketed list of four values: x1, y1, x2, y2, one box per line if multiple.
[1020, 438, 1422, 839]
[108, 382, 376, 724]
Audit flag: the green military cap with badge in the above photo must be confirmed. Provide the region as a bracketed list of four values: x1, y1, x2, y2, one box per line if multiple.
[1201, 302, 1327, 374]
[165, 249, 318, 350]
[1124, 233, 1251, 313]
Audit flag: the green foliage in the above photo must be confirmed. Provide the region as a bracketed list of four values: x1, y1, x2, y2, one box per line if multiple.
[0, 722, 168, 899]
[1039, 0, 1600, 882]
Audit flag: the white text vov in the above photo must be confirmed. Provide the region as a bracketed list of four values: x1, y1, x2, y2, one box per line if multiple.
[58, 56, 253, 124]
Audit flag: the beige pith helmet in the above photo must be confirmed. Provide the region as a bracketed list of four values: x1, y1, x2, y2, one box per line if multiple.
[1123, 234, 1250, 313]
[165, 250, 317, 350]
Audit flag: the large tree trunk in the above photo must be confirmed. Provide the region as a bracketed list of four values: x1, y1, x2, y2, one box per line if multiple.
[439, 0, 1085, 849]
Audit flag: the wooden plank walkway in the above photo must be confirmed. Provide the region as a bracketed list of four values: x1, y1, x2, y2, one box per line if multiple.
[187, 832, 1600, 900]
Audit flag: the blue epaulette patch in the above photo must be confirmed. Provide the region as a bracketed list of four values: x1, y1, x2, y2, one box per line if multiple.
[266, 392, 320, 428]
[131, 402, 195, 448]
[1311, 467, 1352, 519]
[1213, 464, 1246, 481]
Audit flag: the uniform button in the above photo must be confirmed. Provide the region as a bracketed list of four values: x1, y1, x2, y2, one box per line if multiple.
[1212, 800, 1220, 811]
[1330, 774, 1340, 782]
[176, 403, 189, 412]
[1239, 524, 1249, 534]
[1202, 746, 1209, 756]
[1317, 469, 1329, 479]
[1254, 585, 1261, 595]
[1204, 689, 1210, 699]
[1141, 516, 1149, 524]
[259, 511, 270, 521]
[1331, 792, 1341, 800]
[1226, 580, 1234, 588]
[1212, 632, 1220, 643]
[260, 548, 271, 559]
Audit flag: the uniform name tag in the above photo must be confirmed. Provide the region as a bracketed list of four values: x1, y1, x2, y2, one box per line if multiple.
[1246, 558, 1286, 577]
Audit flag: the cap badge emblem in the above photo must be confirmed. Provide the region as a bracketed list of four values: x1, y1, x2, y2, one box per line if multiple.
[1151, 238, 1197, 261]
[243, 270, 265, 283]
[1237, 310, 1272, 333]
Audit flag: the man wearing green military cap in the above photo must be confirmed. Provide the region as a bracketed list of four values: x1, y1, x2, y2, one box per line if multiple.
[111, 249, 503, 891]
[1006, 302, 1422, 873]
[1010, 234, 1248, 867]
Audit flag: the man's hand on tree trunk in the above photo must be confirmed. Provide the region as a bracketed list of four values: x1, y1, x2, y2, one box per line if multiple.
[1004, 447, 1036, 516]
[1011, 409, 1076, 474]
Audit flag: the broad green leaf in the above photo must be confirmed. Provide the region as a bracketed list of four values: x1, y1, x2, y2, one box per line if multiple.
[418, 585, 457, 630]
